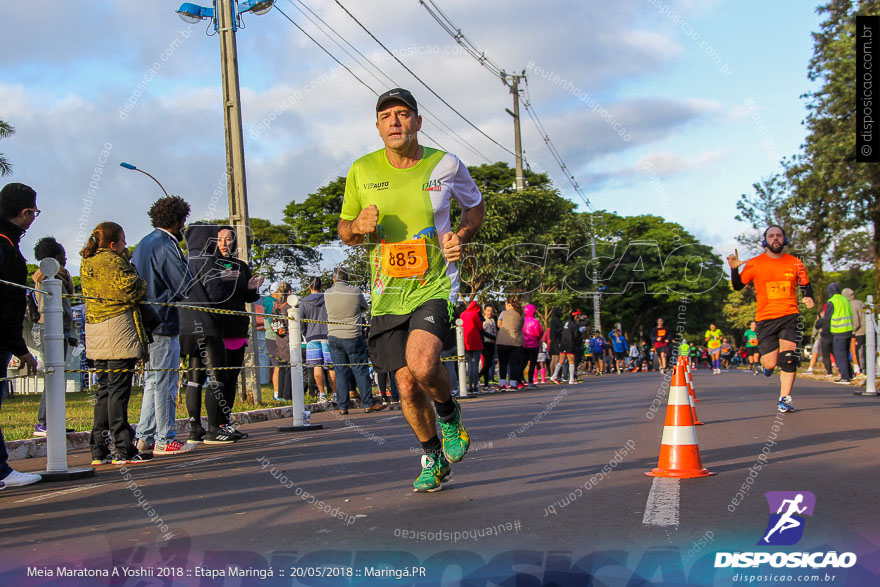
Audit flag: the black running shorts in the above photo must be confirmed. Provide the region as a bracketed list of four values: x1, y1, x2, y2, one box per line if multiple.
[755, 313, 802, 355]
[367, 298, 452, 373]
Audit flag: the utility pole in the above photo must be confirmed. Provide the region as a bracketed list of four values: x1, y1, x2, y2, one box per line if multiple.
[217, 0, 261, 404]
[504, 72, 525, 191]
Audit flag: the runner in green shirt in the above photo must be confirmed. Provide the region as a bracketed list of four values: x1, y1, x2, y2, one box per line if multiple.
[744, 320, 760, 375]
[338, 88, 485, 492]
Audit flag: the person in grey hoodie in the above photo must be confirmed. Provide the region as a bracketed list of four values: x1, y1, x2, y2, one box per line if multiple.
[842, 288, 866, 377]
[301, 276, 335, 400]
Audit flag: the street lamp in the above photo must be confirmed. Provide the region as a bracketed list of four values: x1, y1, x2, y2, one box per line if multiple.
[119, 162, 170, 197]
[176, 0, 274, 28]
[175, 0, 275, 404]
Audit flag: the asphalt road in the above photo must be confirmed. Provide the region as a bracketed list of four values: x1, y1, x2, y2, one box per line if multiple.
[1, 369, 878, 586]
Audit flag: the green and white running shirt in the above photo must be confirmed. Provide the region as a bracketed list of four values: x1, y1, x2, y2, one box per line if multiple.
[341, 147, 482, 316]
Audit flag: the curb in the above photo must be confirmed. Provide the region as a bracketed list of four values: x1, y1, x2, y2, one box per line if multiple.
[5, 401, 330, 462]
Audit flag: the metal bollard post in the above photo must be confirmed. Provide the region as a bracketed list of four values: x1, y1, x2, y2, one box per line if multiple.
[864, 295, 877, 396]
[456, 319, 468, 398]
[35, 258, 94, 481]
[279, 295, 322, 432]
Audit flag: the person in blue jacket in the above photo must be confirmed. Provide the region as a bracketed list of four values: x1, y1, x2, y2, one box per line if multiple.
[589, 331, 607, 375]
[609, 327, 628, 374]
[131, 196, 193, 456]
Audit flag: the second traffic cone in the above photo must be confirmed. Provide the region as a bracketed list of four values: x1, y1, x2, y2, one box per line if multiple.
[645, 364, 715, 478]
[680, 355, 700, 403]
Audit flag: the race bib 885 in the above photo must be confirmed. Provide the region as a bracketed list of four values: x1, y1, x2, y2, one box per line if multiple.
[381, 238, 429, 278]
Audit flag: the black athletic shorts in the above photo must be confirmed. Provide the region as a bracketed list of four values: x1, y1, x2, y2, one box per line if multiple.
[654, 344, 668, 355]
[614, 350, 626, 360]
[755, 313, 802, 355]
[367, 298, 452, 373]
[746, 345, 760, 357]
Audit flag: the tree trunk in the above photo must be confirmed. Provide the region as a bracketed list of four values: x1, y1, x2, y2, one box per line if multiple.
[873, 210, 880, 304]
[811, 249, 825, 308]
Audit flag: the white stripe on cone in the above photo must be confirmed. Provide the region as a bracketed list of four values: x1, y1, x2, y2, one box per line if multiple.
[669, 385, 690, 406]
[661, 425, 699, 446]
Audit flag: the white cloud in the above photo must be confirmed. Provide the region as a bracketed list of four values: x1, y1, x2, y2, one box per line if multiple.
[636, 149, 724, 175]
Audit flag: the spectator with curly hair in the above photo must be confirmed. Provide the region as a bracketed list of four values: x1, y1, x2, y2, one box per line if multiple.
[130, 196, 194, 456]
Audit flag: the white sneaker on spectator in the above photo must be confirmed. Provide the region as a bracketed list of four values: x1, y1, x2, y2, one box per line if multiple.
[1, 470, 42, 487]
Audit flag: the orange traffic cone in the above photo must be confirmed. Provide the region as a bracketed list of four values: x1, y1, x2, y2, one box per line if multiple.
[680, 355, 700, 402]
[645, 364, 715, 478]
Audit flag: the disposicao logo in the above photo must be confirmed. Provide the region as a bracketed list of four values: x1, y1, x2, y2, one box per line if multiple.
[714, 491, 857, 570]
[759, 491, 815, 546]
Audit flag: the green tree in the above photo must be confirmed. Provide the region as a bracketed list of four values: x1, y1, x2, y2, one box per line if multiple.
[248, 217, 321, 287]
[734, 174, 790, 254]
[0, 120, 14, 176]
[283, 176, 345, 247]
[721, 284, 757, 334]
[799, 0, 880, 300]
[588, 213, 728, 341]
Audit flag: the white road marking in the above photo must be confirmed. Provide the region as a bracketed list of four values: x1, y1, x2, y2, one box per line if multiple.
[16, 483, 109, 504]
[269, 438, 304, 446]
[642, 477, 680, 528]
[165, 456, 223, 469]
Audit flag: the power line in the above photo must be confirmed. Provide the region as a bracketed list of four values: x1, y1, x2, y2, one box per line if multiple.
[287, 0, 493, 163]
[418, 0, 507, 82]
[274, 6, 376, 96]
[333, 0, 516, 157]
[415, 0, 592, 210]
[274, 5, 453, 153]
[523, 78, 593, 211]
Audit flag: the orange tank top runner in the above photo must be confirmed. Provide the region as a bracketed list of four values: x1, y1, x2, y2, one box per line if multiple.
[739, 253, 810, 321]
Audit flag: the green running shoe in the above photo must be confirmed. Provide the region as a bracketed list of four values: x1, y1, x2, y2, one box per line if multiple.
[413, 453, 451, 492]
[439, 399, 470, 463]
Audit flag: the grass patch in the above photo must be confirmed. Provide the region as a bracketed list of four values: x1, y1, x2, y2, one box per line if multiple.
[0, 385, 318, 442]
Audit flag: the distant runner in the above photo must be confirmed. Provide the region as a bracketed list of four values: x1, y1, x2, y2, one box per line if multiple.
[728, 225, 814, 413]
[650, 318, 670, 373]
[338, 88, 485, 492]
[705, 323, 723, 374]
[744, 320, 760, 375]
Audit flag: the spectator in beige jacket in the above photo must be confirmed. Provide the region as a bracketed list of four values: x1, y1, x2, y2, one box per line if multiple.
[80, 222, 151, 465]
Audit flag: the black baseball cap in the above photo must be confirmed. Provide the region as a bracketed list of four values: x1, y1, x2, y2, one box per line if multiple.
[376, 88, 418, 114]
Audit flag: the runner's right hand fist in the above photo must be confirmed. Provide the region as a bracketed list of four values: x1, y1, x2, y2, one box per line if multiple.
[354, 204, 379, 236]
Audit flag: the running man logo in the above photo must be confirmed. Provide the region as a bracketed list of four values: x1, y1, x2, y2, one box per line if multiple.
[758, 491, 816, 546]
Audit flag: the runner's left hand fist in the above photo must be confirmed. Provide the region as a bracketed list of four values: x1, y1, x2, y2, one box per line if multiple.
[442, 232, 462, 263]
[803, 297, 814, 309]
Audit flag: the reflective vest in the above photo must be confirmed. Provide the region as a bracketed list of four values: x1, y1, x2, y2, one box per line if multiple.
[680, 342, 690, 355]
[828, 293, 854, 334]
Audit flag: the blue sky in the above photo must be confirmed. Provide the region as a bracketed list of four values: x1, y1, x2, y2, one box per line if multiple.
[0, 0, 823, 271]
